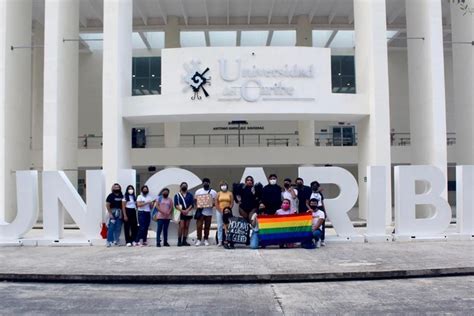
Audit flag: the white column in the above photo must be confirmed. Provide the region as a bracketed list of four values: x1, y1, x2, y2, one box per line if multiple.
[451, 1, 474, 164]
[354, 0, 392, 222]
[43, 0, 79, 224]
[296, 15, 314, 147]
[406, 0, 448, 205]
[164, 16, 181, 148]
[31, 22, 43, 153]
[0, 0, 32, 222]
[102, 0, 133, 188]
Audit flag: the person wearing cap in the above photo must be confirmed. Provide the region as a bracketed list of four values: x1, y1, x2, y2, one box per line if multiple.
[261, 174, 282, 215]
[194, 178, 217, 246]
[281, 178, 298, 213]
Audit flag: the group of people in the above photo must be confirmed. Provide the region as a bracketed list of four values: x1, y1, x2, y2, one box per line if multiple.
[105, 174, 327, 249]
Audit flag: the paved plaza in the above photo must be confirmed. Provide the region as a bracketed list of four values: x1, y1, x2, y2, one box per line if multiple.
[0, 240, 472, 283]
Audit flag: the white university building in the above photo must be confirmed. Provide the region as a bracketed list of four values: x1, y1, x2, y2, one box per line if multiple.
[0, 0, 473, 241]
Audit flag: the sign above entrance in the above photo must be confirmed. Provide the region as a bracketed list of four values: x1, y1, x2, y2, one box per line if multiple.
[164, 47, 332, 104]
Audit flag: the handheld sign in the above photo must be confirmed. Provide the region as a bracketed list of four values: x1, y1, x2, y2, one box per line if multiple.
[226, 217, 251, 244]
[196, 194, 213, 208]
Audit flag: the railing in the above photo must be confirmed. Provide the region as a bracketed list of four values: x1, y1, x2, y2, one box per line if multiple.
[391, 132, 456, 146]
[78, 132, 457, 149]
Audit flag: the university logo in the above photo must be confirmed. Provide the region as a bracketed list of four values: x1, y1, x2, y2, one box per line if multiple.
[182, 60, 211, 100]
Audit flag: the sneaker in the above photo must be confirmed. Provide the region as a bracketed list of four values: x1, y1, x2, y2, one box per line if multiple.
[315, 240, 321, 248]
[126, 243, 132, 247]
[132, 242, 138, 246]
[321, 241, 326, 247]
[195, 240, 202, 247]
[142, 241, 148, 246]
[217, 241, 223, 247]
[163, 242, 170, 247]
[156, 243, 161, 247]
[106, 242, 112, 248]
[204, 240, 210, 246]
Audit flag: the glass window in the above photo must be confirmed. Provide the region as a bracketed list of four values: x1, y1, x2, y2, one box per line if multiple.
[132, 57, 161, 96]
[331, 56, 356, 94]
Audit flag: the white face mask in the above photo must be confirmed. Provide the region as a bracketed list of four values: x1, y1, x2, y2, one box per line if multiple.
[128, 189, 134, 195]
[220, 185, 228, 191]
[269, 179, 277, 185]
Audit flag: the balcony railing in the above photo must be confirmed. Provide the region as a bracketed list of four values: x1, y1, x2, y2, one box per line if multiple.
[78, 132, 456, 149]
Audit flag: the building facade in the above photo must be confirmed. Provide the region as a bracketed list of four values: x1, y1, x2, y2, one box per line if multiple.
[0, 0, 473, 224]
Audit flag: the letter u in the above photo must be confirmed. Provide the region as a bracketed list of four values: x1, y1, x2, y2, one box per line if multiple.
[219, 59, 241, 82]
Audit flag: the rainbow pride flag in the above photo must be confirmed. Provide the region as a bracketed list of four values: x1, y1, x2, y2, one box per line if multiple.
[257, 213, 313, 246]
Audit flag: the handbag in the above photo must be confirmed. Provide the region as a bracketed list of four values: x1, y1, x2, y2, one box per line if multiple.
[194, 208, 203, 220]
[172, 207, 181, 222]
[151, 207, 159, 222]
[100, 223, 107, 239]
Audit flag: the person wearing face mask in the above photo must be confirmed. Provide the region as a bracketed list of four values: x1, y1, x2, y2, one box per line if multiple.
[275, 199, 296, 248]
[194, 178, 217, 246]
[261, 174, 282, 215]
[294, 177, 312, 214]
[233, 176, 262, 222]
[174, 182, 195, 247]
[308, 198, 325, 248]
[122, 185, 138, 247]
[216, 180, 234, 247]
[135, 185, 155, 246]
[306, 181, 326, 246]
[275, 199, 295, 215]
[105, 183, 124, 247]
[281, 178, 298, 213]
[154, 188, 173, 247]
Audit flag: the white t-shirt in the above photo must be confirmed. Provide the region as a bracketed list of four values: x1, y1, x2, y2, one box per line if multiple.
[310, 192, 323, 207]
[195, 188, 217, 216]
[275, 209, 294, 215]
[137, 194, 154, 212]
[281, 188, 298, 212]
[123, 196, 136, 209]
[312, 210, 325, 229]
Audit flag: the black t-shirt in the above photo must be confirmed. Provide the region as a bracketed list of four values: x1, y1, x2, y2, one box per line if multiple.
[240, 186, 259, 212]
[261, 184, 282, 214]
[296, 185, 312, 213]
[106, 192, 124, 209]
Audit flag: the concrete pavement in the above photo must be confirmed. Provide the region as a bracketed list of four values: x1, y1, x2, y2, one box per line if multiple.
[0, 240, 472, 283]
[1, 277, 473, 314]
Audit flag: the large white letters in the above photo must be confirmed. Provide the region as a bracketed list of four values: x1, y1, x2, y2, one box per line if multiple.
[456, 165, 474, 236]
[299, 166, 359, 237]
[0, 171, 38, 240]
[43, 170, 105, 240]
[394, 166, 451, 237]
[365, 166, 391, 241]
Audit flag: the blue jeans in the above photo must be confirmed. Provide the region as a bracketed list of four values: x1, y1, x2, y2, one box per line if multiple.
[107, 209, 122, 243]
[156, 219, 170, 244]
[136, 211, 151, 243]
[216, 211, 224, 243]
[250, 231, 259, 249]
[313, 229, 323, 242]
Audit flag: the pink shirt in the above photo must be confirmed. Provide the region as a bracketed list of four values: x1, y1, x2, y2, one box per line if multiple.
[157, 197, 173, 220]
